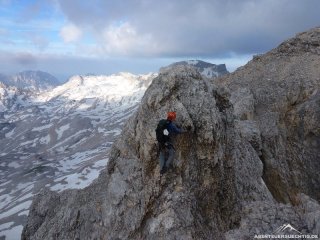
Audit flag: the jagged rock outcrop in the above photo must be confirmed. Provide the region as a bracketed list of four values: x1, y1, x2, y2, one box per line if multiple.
[22, 27, 320, 239]
[166, 60, 229, 78]
[217, 27, 320, 204]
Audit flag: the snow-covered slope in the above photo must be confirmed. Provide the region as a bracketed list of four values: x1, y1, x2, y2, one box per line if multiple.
[0, 82, 31, 112]
[0, 72, 156, 239]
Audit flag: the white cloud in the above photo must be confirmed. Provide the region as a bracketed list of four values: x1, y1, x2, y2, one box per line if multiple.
[56, 0, 320, 57]
[1, 0, 320, 76]
[100, 22, 157, 56]
[60, 23, 82, 43]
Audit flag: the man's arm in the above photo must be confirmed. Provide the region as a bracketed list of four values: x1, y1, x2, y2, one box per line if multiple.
[168, 122, 186, 134]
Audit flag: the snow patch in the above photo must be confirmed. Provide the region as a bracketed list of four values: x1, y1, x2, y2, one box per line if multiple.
[55, 124, 70, 140]
[8, 162, 21, 168]
[32, 123, 52, 131]
[0, 222, 14, 231]
[39, 135, 51, 144]
[0, 200, 32, 219]
[0, 225, 24, 240]
[18, 210, 29, 216]
[50, 158, 107, 192]
[5, 128, 15, 138]
[105, 128, 122, 136]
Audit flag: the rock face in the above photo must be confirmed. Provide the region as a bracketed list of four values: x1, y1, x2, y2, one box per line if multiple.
[218, 27, 320, 204]
[22, 28, 320, 239]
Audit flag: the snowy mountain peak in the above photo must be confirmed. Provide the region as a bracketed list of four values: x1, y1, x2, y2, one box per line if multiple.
[115, 72, 137, 78]
[35, 72, 157, 106]
[1, 70, 60, 92]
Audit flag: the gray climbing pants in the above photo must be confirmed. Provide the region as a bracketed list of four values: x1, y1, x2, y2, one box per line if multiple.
[159, 145, 175, 170]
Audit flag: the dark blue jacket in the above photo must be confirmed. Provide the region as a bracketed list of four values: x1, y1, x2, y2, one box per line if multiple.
[167, 121, 183, 135]
[159, 120, 184, 149]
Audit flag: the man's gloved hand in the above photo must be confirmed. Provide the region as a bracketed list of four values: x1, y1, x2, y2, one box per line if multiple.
[186, 125, 192, 131]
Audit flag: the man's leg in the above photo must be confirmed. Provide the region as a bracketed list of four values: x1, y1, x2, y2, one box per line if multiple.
[165, 146, 175, 169]
[159, 148, 166, 172]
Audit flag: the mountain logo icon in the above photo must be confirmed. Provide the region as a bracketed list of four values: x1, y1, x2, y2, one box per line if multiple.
[274, 223, 302, 234]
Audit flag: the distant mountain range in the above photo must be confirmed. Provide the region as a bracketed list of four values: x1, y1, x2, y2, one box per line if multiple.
[0, 61, 228, 114]
[0, 70, 60, 92]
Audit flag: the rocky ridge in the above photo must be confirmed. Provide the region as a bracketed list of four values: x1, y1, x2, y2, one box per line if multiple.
[22, 28, 320, 239]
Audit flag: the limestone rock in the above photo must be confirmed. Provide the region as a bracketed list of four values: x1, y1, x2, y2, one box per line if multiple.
[218, 27, 320, 204]
[225, 194, 320, 239]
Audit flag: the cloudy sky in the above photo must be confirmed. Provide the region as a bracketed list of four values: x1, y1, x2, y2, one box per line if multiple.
[0, 0, 319, 81]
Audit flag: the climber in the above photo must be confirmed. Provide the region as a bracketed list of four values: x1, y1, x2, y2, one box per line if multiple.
[156, 111, 189, 175]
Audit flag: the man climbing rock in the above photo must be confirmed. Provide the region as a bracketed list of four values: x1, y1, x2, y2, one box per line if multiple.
[156, 111, 189, 175]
